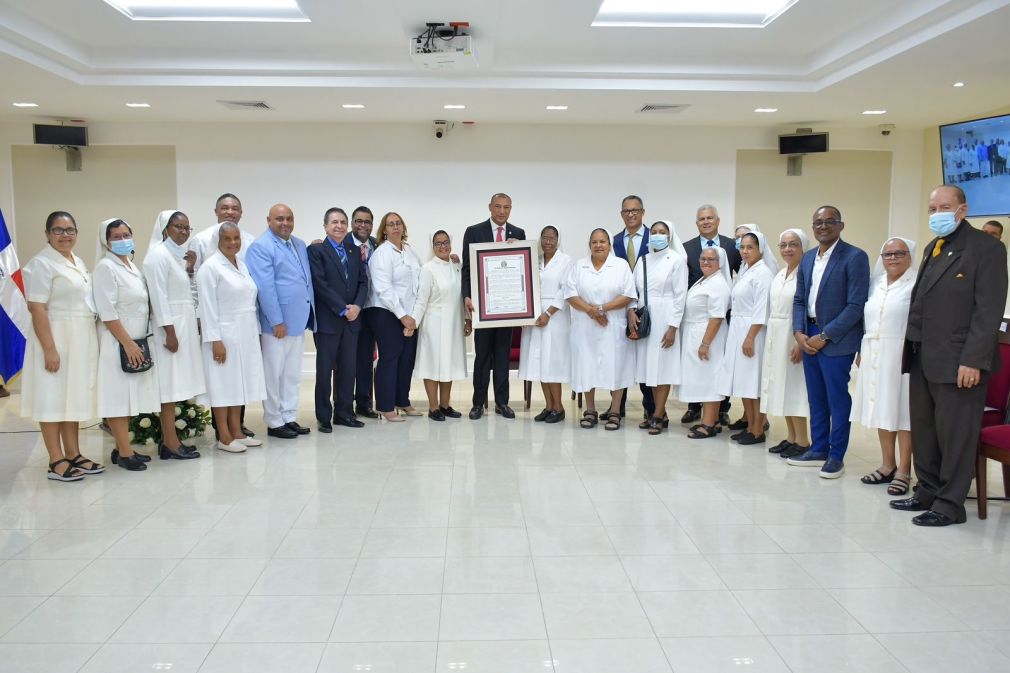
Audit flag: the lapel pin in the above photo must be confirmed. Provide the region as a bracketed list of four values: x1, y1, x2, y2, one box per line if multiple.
[947, 251, 952, 256]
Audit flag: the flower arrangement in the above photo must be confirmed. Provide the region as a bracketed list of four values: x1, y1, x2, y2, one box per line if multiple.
[128, 399, 211, 445]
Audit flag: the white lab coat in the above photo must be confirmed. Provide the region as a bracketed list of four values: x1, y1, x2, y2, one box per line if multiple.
[718, 262, 774, 399]
[143, 240, 206, 403]
[519, 251, 573, 384]
[565, 255, 637, 393]
[760, 267, 809, 417]
[678, 273, 731, 403]
[632, 249, 688, 387]
[412, 257, 467, 382]
[93, 252, 161, 417]
[196, 252, 266, 407]
[20, 246, 99, 422]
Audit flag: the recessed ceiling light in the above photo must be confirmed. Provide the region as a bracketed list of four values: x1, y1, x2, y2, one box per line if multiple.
[341, 104, 365, 109]
[102, 1, 309, 22]
[545, 105, 569, 111]
[862, 110, 887, 115]
[443, 104, 466, 110]
[953, 81, 965, 87]
[754, 107, 778, 113]
[593, 0, 797, 28]
[125, 102, 151, 108]
[12, 102, 38, 108]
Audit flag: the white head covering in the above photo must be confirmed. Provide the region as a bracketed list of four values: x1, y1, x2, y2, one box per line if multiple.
[95, 217, 131, 267]
[742, 230, 779, 275]
[873, 236, 918, 280]
[778, 228, 810, 256]
[698, 243, 732, 286]
[148, 209, 182, 256]
[650, 220, 687, 259]
[734, 223, 762, 237]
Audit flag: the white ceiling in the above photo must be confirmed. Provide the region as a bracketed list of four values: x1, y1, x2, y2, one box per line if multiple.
[0, 0, 1008, 128]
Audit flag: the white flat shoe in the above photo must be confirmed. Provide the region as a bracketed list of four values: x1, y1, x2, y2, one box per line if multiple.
[237, 437, 263, 447]
[216, 440, 247, 453]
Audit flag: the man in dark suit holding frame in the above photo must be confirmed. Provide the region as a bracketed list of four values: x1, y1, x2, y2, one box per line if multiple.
[461, 193, 526, 420]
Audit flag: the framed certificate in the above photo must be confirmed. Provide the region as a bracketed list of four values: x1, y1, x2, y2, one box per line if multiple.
[469, 241, 542, 329]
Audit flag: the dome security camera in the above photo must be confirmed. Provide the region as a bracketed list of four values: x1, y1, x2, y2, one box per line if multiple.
[879, 124, 895, 136]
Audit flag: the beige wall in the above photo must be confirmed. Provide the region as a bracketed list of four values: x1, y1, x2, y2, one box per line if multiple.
[11, 145, 176, 266]
[734, 149, 892, 257]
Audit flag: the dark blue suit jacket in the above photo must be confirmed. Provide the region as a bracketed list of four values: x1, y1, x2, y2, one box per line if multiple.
[613, 228, 649, 263]
[307, 238, 368, 335]
[792, 239, 870, 356]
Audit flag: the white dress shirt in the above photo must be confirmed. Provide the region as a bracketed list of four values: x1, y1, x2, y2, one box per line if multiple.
[807, 239, 839, 319]
[366, 241, 422, 317]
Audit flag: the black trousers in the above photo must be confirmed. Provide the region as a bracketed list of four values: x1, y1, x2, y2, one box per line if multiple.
[371, 309, 417, 412]
[619, 384, 655, 417]
[354, 309, 378, 409]
[314, 330, 359, 423]
[472, 326, 512, 407]
[909, 351, 988, 521]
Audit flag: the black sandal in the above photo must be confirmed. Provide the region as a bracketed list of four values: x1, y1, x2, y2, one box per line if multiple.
[687, 424, 719, 439]
[860, 467, 896, 485]
[604, 411, 621, 431]
[887, 472, 911, 496]
[647, 417, 664, 435]
[48, 458, 84, 482]
[580, 410, 599, 429]
[68, 454, 105, 474]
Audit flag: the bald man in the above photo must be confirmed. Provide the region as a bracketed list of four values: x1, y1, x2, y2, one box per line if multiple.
[246, 204, 316, 439]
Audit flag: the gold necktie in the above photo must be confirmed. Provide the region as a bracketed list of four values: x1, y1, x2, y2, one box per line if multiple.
[627, 234, 637, 270]
[932, 238, 945, 258]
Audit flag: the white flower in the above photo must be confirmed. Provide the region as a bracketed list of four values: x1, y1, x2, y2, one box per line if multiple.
[186, 398, 195, 404]
[175, 419, 187, 430]
[188, 409, 196, 418]
[145, 437, 154, 444]
[138, 417, 152, 428]
[175, 405, 183, 417]
[129, 432, 136, 442]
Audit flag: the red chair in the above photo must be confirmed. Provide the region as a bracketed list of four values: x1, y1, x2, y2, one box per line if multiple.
[484, 328, 531, 409]
[974, 342, 1010, 519]
[981, 342, 1010, 428]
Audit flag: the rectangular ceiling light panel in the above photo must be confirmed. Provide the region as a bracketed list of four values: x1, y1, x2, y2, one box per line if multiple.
[593, 0, 797, 27]
[103, 1, 309, 22]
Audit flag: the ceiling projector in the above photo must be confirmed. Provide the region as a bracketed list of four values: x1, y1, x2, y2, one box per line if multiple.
[411, 22, 478, 71]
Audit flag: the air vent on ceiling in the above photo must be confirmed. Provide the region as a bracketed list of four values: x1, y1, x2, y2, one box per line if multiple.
[637, 104, 690, 114]
[217, 100, 273, 111]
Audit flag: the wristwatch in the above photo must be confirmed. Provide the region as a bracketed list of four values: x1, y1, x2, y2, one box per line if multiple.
[816, 332, 830, 342]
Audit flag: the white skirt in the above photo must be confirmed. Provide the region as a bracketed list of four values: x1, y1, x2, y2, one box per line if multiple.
[201, 309, 267, 407]
[518, 305, 571, 384]
[678, 321, 727, 403]
[760, 315, 808, 417]
[569, 310, 634, 393]
[96, 320, 161, 418]
[151, 303, 206, 403]
[717, 315, 766, 399]
[850, 336, 911, 432]
[634, 296, 682, 387]
[21, 313, 99, 423]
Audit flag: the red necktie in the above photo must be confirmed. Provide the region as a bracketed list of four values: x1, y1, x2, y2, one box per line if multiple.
[360, 244, 367, 262]
[496, 226, 504, 243]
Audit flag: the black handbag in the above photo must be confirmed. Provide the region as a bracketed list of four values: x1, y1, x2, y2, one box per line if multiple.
[627, 256, 651, 339]
[119, 335, 153, 374]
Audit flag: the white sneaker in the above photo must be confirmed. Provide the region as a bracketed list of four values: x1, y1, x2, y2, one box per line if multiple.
[237, 437, 263, 447]
[216, 440, 247, 453]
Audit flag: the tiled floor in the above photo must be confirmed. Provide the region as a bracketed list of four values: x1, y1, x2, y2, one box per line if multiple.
[1, 378, 1009, 673]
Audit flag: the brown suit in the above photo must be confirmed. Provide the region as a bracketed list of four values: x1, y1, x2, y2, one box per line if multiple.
[904, 220, 1008, 520]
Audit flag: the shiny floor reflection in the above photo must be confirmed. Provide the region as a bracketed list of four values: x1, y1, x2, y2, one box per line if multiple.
[1, 378, 1009, 673]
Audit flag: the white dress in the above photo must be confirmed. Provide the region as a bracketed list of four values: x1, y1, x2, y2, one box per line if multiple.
[519, 251, 573, 384]
[20, 246, 99, 422]
[850, 271, 914, 432]
[143, 240, 206, 403]
[196, 252, 266, 407]
[678, 273, 731, 403]
[760, 267, 809, 417]
[718, 262, 774, 399]
[633, 250, 688, 387]
[189, 224, 255, 270]
[565, 255, 637, 393]
[93, 253, 161, 418]
[412, 257, 467, 381]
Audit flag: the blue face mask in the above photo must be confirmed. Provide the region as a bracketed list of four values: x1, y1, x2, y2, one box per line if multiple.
[648, 234, 669, 252]
[734, 238, 742, 250]
[110, 239, 135, 256]
[928, 208, 961, 237]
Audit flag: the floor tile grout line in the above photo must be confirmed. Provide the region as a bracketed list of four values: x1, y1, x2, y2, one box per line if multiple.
[517, 458, 559, 673]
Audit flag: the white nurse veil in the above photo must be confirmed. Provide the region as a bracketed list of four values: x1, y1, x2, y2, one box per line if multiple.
[699, 244, 732, 286]
[748, 230, 780, 275]
[95, 217, 128, 267]
[872, 237, 918, 280]
[778, 228, 810, 253]
[653, 220, 687, 259]
[148, 210, 179, 257]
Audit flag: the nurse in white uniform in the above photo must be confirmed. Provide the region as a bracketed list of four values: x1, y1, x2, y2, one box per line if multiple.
[519, 225, 573, 424]
[93, 218, 161, 471]
[142, 210, 204, 460]
[628, 220, 688, 435]
[760, 229, 811, 456]
[719, 230, 776, 445]
[410, 230, 470, 420]
[196, 222, 266, 453]
[852, 237, 917, 497]
[21, 211, 102, 481]
[679, 246, 732, 438]
[566, 228, 637, 431]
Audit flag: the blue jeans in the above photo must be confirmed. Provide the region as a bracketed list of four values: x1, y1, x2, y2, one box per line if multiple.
[802, 321, 855, 462]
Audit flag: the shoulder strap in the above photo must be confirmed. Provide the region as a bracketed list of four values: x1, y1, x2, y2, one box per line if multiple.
[643, 255, 648, 305]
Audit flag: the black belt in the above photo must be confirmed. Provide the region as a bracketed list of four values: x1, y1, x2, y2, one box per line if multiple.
[807, 317, 818, 325]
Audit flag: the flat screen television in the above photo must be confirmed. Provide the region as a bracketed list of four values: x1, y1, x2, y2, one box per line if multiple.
[778, 132, 829, 155]
[33, 124, 88, 147]
[939, 113, 1010, 216]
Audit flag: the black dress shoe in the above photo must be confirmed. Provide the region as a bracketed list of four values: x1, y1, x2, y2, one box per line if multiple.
[768, 440, 792, 454]
[439, 406, 462, 418]
[428, 409, 446, 421]
[534, 408, 550, 422]
[158, 443, 200, 460]
[681, 408, 701, 424]
[779, 443, 809, 459]
[285, 421, 311, 435]
[728, 417, 748, 431]
[495, 404, 515, 419]
[241, 425, 256, 438]
[334, 416, 365, 428]
[469, 405, 484, 420]
[719, 412, 732, 427]
[730, 430, 747, 440]
[111, 449, 147, 471]
[889, 497, 927, 511]
[737, 433, 766, 445]
[912, 510, 965, 526]
[355, 406, 379, 419]
[267, 425, 298, 439]
[544, 410, 562, 424]
[318, 422, 333, 433]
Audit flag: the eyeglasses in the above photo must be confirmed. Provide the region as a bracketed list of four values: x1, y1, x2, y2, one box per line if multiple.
[433, 240, 451, 248]
[353, 219, 372, 225]
[699, 258, 718, 264]
[170, 224, 192, 233]
[620, 208, 644, 216]
[50, 227, 78, 236]
[778, 241, 801, 249]
[812, 219, 842, 228]
[881, 251, 909, 259]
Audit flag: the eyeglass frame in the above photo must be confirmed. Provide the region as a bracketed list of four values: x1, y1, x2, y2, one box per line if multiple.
[49, 227, 78, 237]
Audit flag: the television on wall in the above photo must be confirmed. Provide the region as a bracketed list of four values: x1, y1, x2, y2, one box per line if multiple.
[939, 113, 1010, 217]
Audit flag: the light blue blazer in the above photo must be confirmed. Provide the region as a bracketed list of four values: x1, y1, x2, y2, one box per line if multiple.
[246, 230, 316, 334]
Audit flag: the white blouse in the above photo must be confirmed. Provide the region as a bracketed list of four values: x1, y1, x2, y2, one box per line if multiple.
[366, 241, 422, 317]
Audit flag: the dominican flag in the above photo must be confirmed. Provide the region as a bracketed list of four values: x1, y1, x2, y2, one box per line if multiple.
[0, 208, 28, 385]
